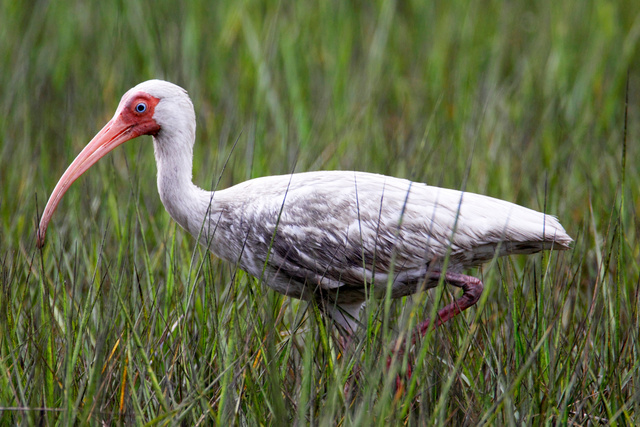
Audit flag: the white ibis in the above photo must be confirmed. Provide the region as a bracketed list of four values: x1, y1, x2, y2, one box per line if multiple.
[37, 80, 572, 336]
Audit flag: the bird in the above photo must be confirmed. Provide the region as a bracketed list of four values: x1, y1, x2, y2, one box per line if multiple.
[37, 80, 572, 337]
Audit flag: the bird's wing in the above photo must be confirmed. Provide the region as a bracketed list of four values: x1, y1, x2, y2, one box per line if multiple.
[212, 171, 571, 297]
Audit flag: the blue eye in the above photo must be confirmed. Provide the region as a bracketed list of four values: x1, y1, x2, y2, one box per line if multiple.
[135, 102, 147, 113]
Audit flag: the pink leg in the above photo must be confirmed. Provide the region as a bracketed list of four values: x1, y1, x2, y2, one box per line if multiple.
[417, 271, 484, 337]
[387, 272, 484, 391]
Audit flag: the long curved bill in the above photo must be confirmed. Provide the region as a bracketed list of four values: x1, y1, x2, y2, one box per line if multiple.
[37, 118, 139, 248]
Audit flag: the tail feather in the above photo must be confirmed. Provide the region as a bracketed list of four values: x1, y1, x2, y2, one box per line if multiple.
[454, 211, 572, 266]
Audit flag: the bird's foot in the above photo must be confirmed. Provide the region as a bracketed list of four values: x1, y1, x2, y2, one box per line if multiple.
[343, 361, 364, 401]
[386, 341, 414, 397]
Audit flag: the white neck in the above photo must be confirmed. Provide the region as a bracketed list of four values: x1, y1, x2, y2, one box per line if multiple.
[152, 129, 214, 239]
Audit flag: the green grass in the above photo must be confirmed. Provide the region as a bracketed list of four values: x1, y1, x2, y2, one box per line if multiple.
[1, 0, 639, 424]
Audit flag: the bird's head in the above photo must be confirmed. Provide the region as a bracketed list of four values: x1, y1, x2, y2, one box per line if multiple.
[36, 80, 194, 248]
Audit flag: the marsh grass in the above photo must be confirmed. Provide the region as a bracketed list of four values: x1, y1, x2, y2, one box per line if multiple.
[1, 0, 640, 424]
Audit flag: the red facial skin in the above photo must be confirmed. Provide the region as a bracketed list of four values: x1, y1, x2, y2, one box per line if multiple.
[37, 92, 160, 248]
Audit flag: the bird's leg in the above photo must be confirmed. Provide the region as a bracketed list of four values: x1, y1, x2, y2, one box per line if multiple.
[417, 271, 484, 337]
[313, 293, 363, 340]
[386, 340, 413, 394]
[387, 271, 483, 393]
[314, 298, 365, 398]
[328, 302, 363, 338]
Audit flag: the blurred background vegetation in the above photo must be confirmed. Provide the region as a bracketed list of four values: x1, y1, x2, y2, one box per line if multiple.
[1, 0, 639, 424]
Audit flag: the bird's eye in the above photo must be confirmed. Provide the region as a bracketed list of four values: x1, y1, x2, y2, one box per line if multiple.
[135, 102, 147, 113]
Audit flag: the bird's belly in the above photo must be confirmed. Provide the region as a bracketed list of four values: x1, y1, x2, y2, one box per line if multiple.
[256, 262, 444, 304]
[259, 272, 311, 300]
[233, 255, 312, 301]
[387, 280, 439, 299]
